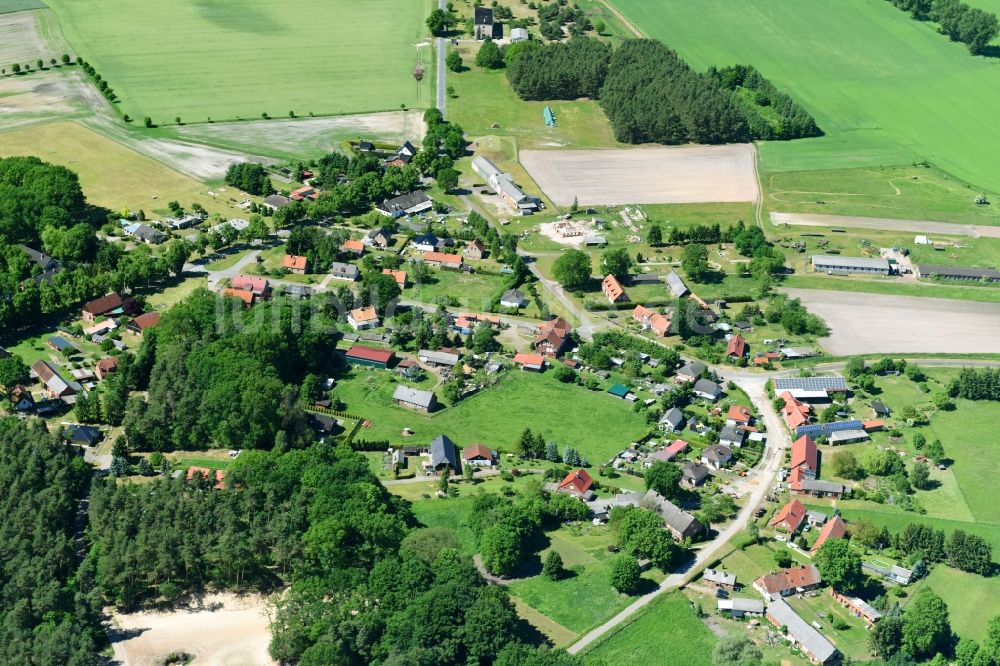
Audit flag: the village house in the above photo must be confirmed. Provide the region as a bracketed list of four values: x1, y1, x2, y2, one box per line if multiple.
[423, 251, 463, 270]
[474, 6, 503, 39]
[774, 376, 849, 402]
[557, 469, 594, 499]
[429, 434, 461, 475]
[463, 239, 486, 260]
[791, 478, 849, 499]
[682, 462, 711, 487]
[411, 233, 441, 252]
[701, 444, 732, 470]
[126, 311, 160, 335]
[462, 443, 496, 467]
[30, 360, 81, 400]
[771, 498, 808, 533]
[330, 262, 361, 282]
[264, 194, 290, 209]
[754, 564, 823, 599]
[341, 239, 366, 255]
[290, 186, 318, 201]
[726, 405, 753, 427]
[65, 424, 102, 447]
[393, 385, 438, 413]
[632, 305, 670, 337]
[791, 434, 818, 479]
[781, 391, 812, 430]
[811, 515, 847, 554]
[282, 254, 309, 274]
[645, 440, 689, 466]
[765, 598, 840, 665]
[658, 407, 685, 433]
[693, 378, 723, 401]
[382, 268, 408, 287]
[675, 360, 706, 384]
[82, 292, 133, 322]
[602, 274, 629, 303]
[348, 306, 380, 330]
[95, 357, 119, 380]
[187, 466, 227, 490]
[377, 192, 432, 218]
[9, 385, 35, 412]
[364, 227, 394, 249]
[644, 489, 704, 540]
[726, 334, 748, 359]
[533, 317, 570, 357]
[231, 275, 271, 300]
[719, 424, 746, 449]
[666, 269, 689, 297]
[513, 352, 545, 372]
[703, 568, 737, 591]
[500, 288, 528, 309]
[344, 345, 394, 369]
[124, 222, 167, 245]
[385, 140, 417, 167]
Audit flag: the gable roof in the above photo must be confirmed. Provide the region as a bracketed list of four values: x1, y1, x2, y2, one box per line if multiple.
[727, 405, 752, 423]
[474, 6, 494, 24]
[702, 444, 732, 463]
[230, 275, 268, 293]
[513, 352, 545, 368]
[423, 251, 462, 266]
[811, 515, 847, 553]
[771, 498, 807, 531]
[602, 274, 628, 302]
[791, 435, 818, 471]
[726, 334, 747, 357]
[330, 262, 360, 279]
[559, 469, 593, 493]
[774, 376, 848, 393]
[83, 292, 123, 316]
[678, 360, 706, 378]
[463, 443, 495, 461]
[719, 424, 746, 444]
[345, 345, 394, 364]
[607, 383, 630, 398]
[430, 434, 460, 470]
[379, 191, 431, 215]
[757, 564, 822, 595]
[666, 269, 688, 297]
[342, 239, 365, 253]
[65, 424, 101, 445]
[682, 462, 710, 483]
[349, 306, 379, 323]
[659, 406, 685, 428]
[765, 597, 838, 664]
[222, 288, 254, 305]
[393, 385, 436, 409]
[383, 268, 407, 285]
[283, 254, 308, 270]
[644, 489, 703, 535]
[128, 311, 161, 332]
[693, 378, 722, 397]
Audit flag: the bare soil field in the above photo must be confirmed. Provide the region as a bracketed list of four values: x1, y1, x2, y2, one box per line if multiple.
[110, 592, 275, 666]
[783, 288, 1000, 354]
[519, 144, 759, 207]
[771, 212, 1000, 239]
[0, 9, 55, 65]
[174, 110, 426, 161]
[0, 71, 79, 123]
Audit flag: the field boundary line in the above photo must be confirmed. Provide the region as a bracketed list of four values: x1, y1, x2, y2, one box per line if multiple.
[597, 0, 645, 37]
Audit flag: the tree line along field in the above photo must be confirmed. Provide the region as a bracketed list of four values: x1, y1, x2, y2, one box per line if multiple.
[43, 0, 434, 123]
[608, 0, 1000, 196]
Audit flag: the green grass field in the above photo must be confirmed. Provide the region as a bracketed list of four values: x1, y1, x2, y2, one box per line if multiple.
[45, 0, 433, 123]
[921, 565, 1000, 641]
[582, 592, 715, 665]
[336, 369, 650, 463]
[610, 0, 1000, 194]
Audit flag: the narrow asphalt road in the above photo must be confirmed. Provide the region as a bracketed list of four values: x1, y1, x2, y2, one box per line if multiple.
[566, 374, 787, 654]
[436, 0, 446, 115]
[520, 250, 599, 340]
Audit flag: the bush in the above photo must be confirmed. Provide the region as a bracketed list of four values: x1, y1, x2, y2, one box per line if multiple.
[609, 553, 641, 594]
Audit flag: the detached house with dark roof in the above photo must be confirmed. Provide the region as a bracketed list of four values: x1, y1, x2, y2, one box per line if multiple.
[534, 317, 570, 357]
[376, 192, 432, 218]
[474, 6, 502, 39]
[429, 434, 461, 475]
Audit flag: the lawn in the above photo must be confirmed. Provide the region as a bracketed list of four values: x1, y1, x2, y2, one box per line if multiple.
[335, 369, 651, 464]
[448, 56, 618, 150]
[406, 268, 509, 313]
[45, 0, 434, 122]
[582, 592, 715, 665]
[610, 0, 1000, 194]
[0, 120, 235, 217]
[920, 565, 1000, 642]
[764, 165, 1000, 226]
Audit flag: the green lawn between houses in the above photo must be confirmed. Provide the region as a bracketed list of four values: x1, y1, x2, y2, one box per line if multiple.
[336, 367, 652, 464]
[609, 0, 1000, 197]
[582, 591, 715, 665]
[44, 0, 434, 123]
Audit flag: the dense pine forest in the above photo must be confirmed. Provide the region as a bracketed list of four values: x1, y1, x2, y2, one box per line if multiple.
[0, 421, 101, 666]
[505, 37, 821, 145]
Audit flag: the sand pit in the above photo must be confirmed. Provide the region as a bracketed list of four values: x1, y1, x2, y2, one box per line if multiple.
[783, 288, 1000, 355]
[110, 593, 275, 666]
[520, 144, 759, 206]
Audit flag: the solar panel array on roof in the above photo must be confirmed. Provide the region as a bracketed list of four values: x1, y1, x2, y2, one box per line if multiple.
[796, 420, 864, 437]
[774, 376, 848, 392]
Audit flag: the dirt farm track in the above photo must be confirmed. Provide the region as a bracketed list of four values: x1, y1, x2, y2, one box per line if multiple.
[519, 144, 759, 207]
[783, 288, 1000, 355]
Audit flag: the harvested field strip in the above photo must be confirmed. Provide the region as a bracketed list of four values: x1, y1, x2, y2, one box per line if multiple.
[520, 145, 759, 207]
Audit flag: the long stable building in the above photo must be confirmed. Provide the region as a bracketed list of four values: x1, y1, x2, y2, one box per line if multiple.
[811, 255, 891, 275]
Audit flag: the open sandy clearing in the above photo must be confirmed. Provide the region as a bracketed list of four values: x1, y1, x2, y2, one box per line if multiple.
[175, 110, 426, 160]
[519, 144, 759, 207]
[110, 593, 274, 666]
[770, 212, 1000, 239]
[783, 288, 1000, 355]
